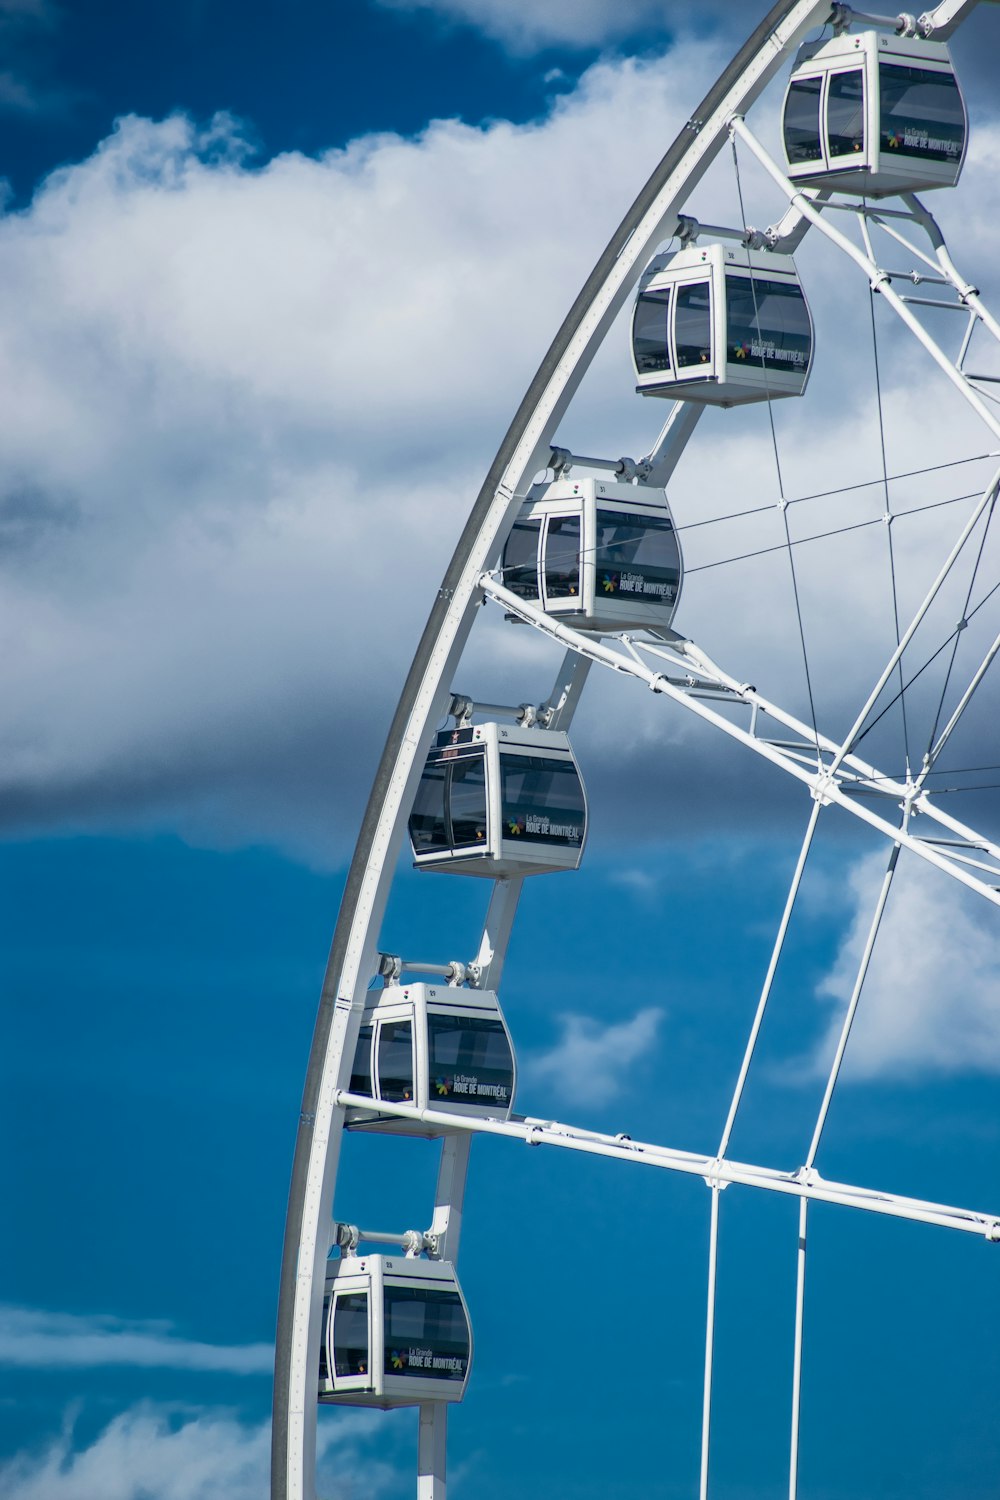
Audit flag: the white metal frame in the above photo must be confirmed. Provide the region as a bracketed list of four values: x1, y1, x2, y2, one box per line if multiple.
[782, 29, 968, 196]
[506, 476, 683, 632]
[410, 720, 587, 878]
[271, 5, 998, 1499]
[345, 982, 517, 1130]
[634, 242, 814, 403]
[320, 1255, 473, 1408]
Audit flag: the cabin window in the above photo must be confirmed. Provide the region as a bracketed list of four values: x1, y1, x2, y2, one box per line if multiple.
[383, 1287, 469, 1381]
[878, 63, 964, 162]
[725, 276, 812, 375]
[333, 1292, 369, 1379]
[410, 750, 488, 853]
[377, 1020, 414, 1103]
[501, 753, 585, 847]
[349, 1024, 374, 1096]
[674, 281, 712, 368]
[784, 75, 823, 162]
[503, 517, 541, 599]
[594, 509, 679, 605]
[633, 287, 672, 373]
[410, 759, 449, 852]
[543, 514, 581, 600]
[827, 69, 865, 157]
[448, 755, 489, 847]
[319, 1297, 331, 1383]
[427, 1014, 513, 1109]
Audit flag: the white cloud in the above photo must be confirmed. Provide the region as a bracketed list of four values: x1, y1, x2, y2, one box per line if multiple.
[606, 866, 660, 898]
[0, 1404, 393, 1500]
[0, 42, 997, 864]
[0, 49, 728, 861]
[808, 851, 1000, 1081]
[522, 1006, 663, 1105]
[0, 1305, 272, 1374]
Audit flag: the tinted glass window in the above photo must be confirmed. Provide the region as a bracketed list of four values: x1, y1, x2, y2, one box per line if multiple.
[594, 509, 680, 608]
[502, 517, 541, 599]
[784, 75, 822, 162]
[409, 749, 488, 854]
[427, 1013, 514, 1111]
[333, 1292, 369, 1379]
[501, 753, 585, 848]
[448, 753, 488, 848]
[383, 1286, 470, 1382]
[409, 759, 449, 852]
[632, 287, 671, 373]
[674, 282, 712, 369]
[879, 63, 964, 163]
[319, 1296, 331, 1383]
[543, 514, 581, 601]
[725, 275, 811, 376]
[349, 1024, 374, 1096]
[827, 69, 865, 158]
[377, 1020, 414, 1103]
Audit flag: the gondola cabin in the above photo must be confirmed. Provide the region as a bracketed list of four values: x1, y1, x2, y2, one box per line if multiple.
[345, 983, 516, 1134]
[320, 1255, 472, 1408]
[501, 477, 682, 633]
[632, 244, 812, 406]
[409, 722, 587, 877]
[782, 31, 966, 196]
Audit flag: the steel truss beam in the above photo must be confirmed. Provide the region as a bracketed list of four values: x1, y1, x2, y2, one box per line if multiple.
[333, 1092, 1000, 1241]
[479, 576, 1000, 907]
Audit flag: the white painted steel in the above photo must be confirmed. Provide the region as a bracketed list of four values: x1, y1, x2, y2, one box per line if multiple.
[729, 117, 1000, 443]
[788, 1195, 809, 1500]
[717, 803, 823, 1161]
[700, 1187, 722, 1500]
[273, 9, 839, 1496]
[919, 0, 991, 37]
[273, 4, 998, 1497]
[331, 1091, 1000, 1239]
[481, 577, 1000, 909]
[923, 623, 1000, 774]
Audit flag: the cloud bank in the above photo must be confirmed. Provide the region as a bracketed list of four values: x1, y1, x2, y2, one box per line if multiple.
[0, 42, 997, 867]
[809, 851, 1000, 1081]
[0, 1305, 272, 1373]
[0, 1404, 393, 1500]
[522, 1005, 663, 1105]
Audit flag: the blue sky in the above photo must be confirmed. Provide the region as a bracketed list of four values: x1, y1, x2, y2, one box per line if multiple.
[3, 1, 1000, 1497]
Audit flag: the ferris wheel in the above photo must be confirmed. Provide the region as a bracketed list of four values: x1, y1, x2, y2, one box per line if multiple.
[271, 2, 1000, 1496]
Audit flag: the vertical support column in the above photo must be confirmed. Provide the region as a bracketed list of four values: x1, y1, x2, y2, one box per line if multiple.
[419, 1130, 474, 1499]
[471, 879, 523, 992]
[700, 1185, 722, 1500]
[418, 1406, 448, 1500]
[541, 649, 593, 733]
[428, 1133, 473, 1262]
[787, 1196, 808, 1500]
[639, 401, 704, 489]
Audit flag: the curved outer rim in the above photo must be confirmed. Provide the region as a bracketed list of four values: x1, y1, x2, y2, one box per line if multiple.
[270, 4, 840, 1497]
